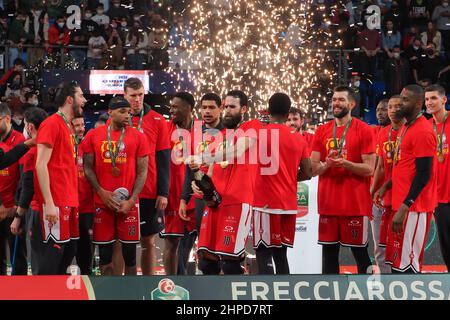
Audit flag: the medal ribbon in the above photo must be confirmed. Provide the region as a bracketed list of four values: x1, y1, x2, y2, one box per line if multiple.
[128, 109, 144, 131]
[57, 111, 78, 157]
[333, 117, 352, 155]
[107, 125, 126, 169]
[433, 111, 448, 155]
[394, 112, 423, 165]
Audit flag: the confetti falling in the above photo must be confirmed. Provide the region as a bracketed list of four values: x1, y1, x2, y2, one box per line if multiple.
[168, 0, 340, 122]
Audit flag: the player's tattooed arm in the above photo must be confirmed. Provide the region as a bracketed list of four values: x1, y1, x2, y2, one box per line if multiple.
[130, 156, 148, 203]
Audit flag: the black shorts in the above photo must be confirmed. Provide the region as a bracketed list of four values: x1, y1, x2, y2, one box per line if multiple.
[139, 198, 164, 237]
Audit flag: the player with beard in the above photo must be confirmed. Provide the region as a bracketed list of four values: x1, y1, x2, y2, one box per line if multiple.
[370, 95, 405, 273]
[72, 116, 95, 275]
[83, 97, 149, 275]
[425, 85, 450, 271]
[311, 86, 376, 274]
[160, 92, 196, 275]
[32, 81, 86, 275]
[383, 85, 437, 273]
[286, 107, 314, 153]
[191, 90, 260, 275]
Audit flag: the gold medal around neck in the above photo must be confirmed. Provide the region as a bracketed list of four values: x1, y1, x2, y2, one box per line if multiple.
[220, 161, 229, 169]
[438, 153, 445, 163]
[112, 166, 120, 177]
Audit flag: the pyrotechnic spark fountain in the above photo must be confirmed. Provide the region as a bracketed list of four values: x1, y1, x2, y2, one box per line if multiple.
[168, 0, 340, 122]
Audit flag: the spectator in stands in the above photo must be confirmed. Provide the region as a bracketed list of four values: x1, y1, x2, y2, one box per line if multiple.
[432, 0, 450, 56]
[409, 0, 431, 32]
[125, 23, 148, 70]
[70, 24, 88, 70]
[382, 19, 401, 59]
[7, 10, 32, 68]
[148, 17, 168, 70]
[404, 36, 424, 82]
[107, 25, 124, 69]
[81, 8, 99, 36]
[384, 45, 411, 97]
[421, 20, 442, 53]
[26, 2, 49, 67]
[48, 15, 70, 57]
[357, 25, 381, 78]
[92, 3, 110, 27]
[107, 0, 128, 20]
[7, 85, 31, 116]
[24, 91, 39, 107]
[3, 72, 23, 101]
[169, 13, 192, 49]
[87, 28, 107, 69]
[402, 25, 420, 49]
[384, 1, 405, 32]
[0, 13, 8, 56]
[0, 58, 24, 88]
[418, 42, 445, 84]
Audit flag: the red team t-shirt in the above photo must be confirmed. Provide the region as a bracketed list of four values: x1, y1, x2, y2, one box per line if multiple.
[35, 114, 78, 208]
[392, 116, 437, 212]
[0, 130, 25, 207]
[83, 125, 149, 207]
[211, 120, 261, 206]
[376, 124, 400, 207]
[429, 116, 450, 203]
[166, 120, 195, 211]
[312, 118, 376, 216]
[77, 133, 95, 214]
[302, 131, 315, 155]
[253, 124, 309, 211]
[129, 106, 170, 199]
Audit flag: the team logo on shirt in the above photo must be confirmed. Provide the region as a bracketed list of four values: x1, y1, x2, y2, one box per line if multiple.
[381, 140, 398, 164]
[325, 138, 348, 159]
[0, 168, 9, 176]
[172, 140, 185, 165]
[70, 134, 77, 159]
[100, 140, 128, 164]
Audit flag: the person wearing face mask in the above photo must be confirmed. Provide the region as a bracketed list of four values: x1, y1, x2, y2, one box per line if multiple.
[384, 45, 411, 97]
[418, 42, 445, 84]
[82, 9, 101, 38]
[26, 3, 49, 67]
[421, 21, 442, 54]
[92, 4, 110, 27]
[404, 37, 425, 82]
[48, 16, 70, 57]
[7, 11, 33, 69]
[432, 0, 450, 54]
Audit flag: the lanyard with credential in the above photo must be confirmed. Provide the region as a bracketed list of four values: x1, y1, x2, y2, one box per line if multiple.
[57, 111, 78, 158]
[107, 125, 126, 176]
[333, 117, 352, 155]
[394, 112, 422, 165]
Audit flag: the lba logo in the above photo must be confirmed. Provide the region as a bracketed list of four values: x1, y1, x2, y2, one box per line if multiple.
[151, 279, 190, 300]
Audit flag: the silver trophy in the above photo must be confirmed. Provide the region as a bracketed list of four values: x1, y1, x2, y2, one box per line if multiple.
[112, 187, 130, 202]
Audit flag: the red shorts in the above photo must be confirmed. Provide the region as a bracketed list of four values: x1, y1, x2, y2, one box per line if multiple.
[92, 204, 140, 244]
[198, 203, 252, 257]
[160, 209, 197, 237]
[39, 205, 79, 244]
[318, 215, 369, 247]
[252, 210, 296, 248]
[385, 211, 432, 273]
[379, 206, 393, 247]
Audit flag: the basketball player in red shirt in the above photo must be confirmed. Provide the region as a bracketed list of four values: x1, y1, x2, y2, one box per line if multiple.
[424, 84, 450, 271]
[371, 95, 404, 273]
[122, 78, 170, 275]
[286, 107, 314, 153]
[311, 86, 376, 274]
[83, 97, 149, 275]
[0, 103, 27, 275]
[161, 92, 196, 275]
[191, 90, 260, 275]
[253, 93, 312, 274]
[33, 81, 86, 275]
[383, 84, 437, 273]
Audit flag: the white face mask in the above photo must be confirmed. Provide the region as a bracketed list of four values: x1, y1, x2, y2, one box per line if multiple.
[114, 3, 120, 7]
[121, 21, 127, 27]
[393, 52, 400, 59]
[353, 81, 360, 87]
[85, 13, 92, 19]
[97, 9, 104, 15]
[30, 100, 38, 106]
[133, 16, 140, 21]
[443, 2, 449, 7]
[58, 22, 65, 28]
